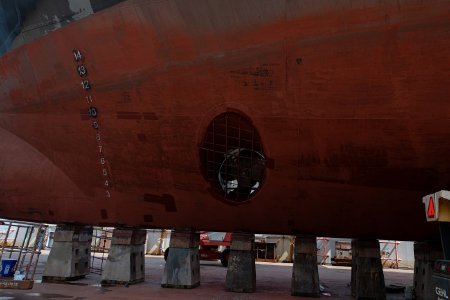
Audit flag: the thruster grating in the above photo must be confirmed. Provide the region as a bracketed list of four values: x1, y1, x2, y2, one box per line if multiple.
[200, 112, 265, 202]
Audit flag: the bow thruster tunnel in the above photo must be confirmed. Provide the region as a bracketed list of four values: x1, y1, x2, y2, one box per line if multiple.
[200, 112, 266, 203]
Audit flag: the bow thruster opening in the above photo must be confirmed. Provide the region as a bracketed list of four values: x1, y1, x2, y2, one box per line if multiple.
[200, 112, 265, 203]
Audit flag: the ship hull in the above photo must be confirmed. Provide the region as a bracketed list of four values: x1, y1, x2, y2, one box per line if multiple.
[1, 0, 450, 240]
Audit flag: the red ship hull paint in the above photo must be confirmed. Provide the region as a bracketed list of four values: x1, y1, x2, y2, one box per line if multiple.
[1, 0, 449, 240]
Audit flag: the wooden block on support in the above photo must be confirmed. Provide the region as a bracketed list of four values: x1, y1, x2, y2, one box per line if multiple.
[169, 230, 199, 249]
[0, 279, 34, 289]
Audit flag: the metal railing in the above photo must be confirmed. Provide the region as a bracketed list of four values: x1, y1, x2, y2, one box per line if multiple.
[0, 219, 47, 281]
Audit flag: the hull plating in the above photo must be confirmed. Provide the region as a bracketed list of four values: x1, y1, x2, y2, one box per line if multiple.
[1, 0, 449, 240]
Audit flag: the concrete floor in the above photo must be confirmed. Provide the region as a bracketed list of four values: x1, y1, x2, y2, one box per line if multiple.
[0, 252, 413, 299]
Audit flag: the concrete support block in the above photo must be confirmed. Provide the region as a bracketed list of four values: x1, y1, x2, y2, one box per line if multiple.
[101, 229, 146, 286]
[226, 232, 256, 293]
[161, 229, 200, 289]
[413, 241, 443, 300]
[43, 225, 93, 282]
[351, 239, 386, 300]
[291, 236, 320, 297]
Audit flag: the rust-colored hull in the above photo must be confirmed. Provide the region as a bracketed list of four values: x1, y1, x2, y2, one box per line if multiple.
[1, 0, 450, 240]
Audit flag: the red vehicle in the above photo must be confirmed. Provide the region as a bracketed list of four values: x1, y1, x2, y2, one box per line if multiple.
[164, 232, 231, 267]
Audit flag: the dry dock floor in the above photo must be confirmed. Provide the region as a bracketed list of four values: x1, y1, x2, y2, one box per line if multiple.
[1, 252, 412, 299]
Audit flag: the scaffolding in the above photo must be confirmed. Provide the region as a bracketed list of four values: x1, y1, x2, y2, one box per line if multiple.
[380, 240, 401, 269]
[90, 227, 113, 275]
[317, 237, 329, 265]
[0, 219, 47, 289]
